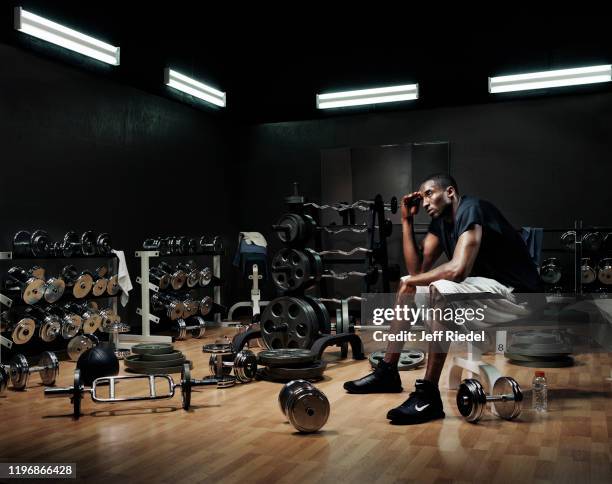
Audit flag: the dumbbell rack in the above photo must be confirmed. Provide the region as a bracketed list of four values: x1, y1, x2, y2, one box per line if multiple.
[120, 249, 223, 348]
[0, 250, 119, 354]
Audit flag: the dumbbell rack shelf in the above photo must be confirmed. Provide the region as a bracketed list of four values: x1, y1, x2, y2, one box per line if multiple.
[122, 249, 223, 348]
[0, 251, 119, 352]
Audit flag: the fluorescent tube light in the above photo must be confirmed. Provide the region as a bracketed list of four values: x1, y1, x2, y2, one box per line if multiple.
[489, 65, 612, 93]
[164, 68, 226, 107]
[317, 84, 418, 109]
[14, 7, 120, 65]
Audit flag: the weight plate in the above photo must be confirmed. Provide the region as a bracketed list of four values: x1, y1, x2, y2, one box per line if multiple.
[39, 317, 61, 342]
[81, 231, 97, 256]
[12, 230, 31, 256]
[39, 351, 59, 386]
[261, 297, 320, 349]
[107, 275, 120, 296]
[182, 364, 191, 410]
[73, 369, 83, 419]
[368, 349, 426, 371]
[60, 320, 79, 339]
[303, 296, 331, 335]
[275, 213, 304, 244]
[491, 377, 522, 420]
[0, 366, 8, 394]
[456, 378, 486, 423]
[264, 360, 327, 382]
[199, 296, 213, 316]
[9, 354, 30, 389]
[271, 249, 315, 292]
[44, 277, 65, 303]
[81, 313, 103, 334]
[92, 277, 109, 297]
[202, 343, 233, 355]
[506, 343, 572, 356]
[510, 330, 566, 346]
[285, 386, 330, 433]
[22, 277, 45, 305]
[185, 270, 199, 288]
[124, 361, 193, 375]
[560, 231, 575, 250]
[507, 357, 574, 368]
[96, 233, 112, 255]
[304, 249, 323, 282]
[233, 350, 258, 383]
[170, 270, 187, 291]
[12, 317, 35, 344]
[278, 380, 313, 415]
[72, 273, 93, 299]
[124, 355, 186, 369]
[258, 348, 317, 367]
[582, 232, 603, 252]
[598, 261, 612, 285]
[141, 350, 185, 361]
[199, 267, 213, 286]
[131, 343, 175, 355]
[30, 230, 50, 257]
[30, 266, 46, 279]
[67, 335, 95, 361]
[581, 266, 597, 285]
[504, 352, 572, 362]
[209, 354, 233, 376]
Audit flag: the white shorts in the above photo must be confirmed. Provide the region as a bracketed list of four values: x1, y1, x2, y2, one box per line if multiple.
[401, 276, 533, 329]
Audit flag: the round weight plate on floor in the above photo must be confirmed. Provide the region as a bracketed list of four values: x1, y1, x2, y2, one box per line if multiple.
[504, 352, 571, 362]
[456, 378, 486, 423]
[124, 362, 193, 375]
[261, 297, 320, 349]
[506, 342, 572, 356]
[131, 343, 174, 355]
[258, 348, 317, 367]
[264, 360, 327, 382]
[368, 349, 425, 371]
[510, 330, 566, 346]
[124, 355, 186, 370]
[140, 350, 185, 361]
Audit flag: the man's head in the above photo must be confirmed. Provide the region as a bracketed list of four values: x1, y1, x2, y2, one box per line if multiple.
[419, 173, 459, 218]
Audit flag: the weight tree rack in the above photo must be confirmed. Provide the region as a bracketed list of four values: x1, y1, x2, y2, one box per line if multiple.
[0, 249, 119, 354]
[122, 246, 224, 348]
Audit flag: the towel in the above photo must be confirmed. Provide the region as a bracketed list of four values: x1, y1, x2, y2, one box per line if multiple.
[239, 232, 267, 247]
[521, 227, 544, 267]
[112, 250, 133, 307]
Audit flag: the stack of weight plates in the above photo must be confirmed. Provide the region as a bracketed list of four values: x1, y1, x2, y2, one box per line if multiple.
[257, 349, 326, 382]
[124, 343, 192, 374]
[505, 330, 573, 367]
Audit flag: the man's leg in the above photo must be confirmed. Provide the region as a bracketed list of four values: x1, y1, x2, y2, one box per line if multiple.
[423, 286, 451, 384]
[383, 279, 417, 365]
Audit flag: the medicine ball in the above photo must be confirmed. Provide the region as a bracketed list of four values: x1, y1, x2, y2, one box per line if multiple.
[76, 345, 120, 386]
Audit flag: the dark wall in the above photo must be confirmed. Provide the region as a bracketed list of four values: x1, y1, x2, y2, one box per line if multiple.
[236, 91, 612, 298]
[0, 43, 239, 335]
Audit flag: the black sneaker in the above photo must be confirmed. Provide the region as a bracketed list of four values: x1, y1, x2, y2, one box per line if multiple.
[386, 379, 445, 424]
[343, 360, 403, 394]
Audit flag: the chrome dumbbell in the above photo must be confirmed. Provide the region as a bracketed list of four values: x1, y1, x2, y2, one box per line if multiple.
[278, 380, 330, 433]
[1, 351, 59, 390]
[176, 262, 200, 288]
[45, 306, 82, 339]
[1, 311, 36, 344]
[61, 265, 93, 298]
[456, 377, 523, 423]
[205, 347, 258, 384]
[63, 302, 103, 334]
[175, 316, 206, 340]
[540, 258, 562, 285]
[6, 266, 46, 304]
[149, 266, 171, 291]
[59, 231, 97, 257]
[581, 258, 597, 284]
[12, 230, 52, 257]
[158, 262, 187, 290]
[598, 258, 612, 285]
[22, 306, 62, 343]
[151, 293, 185, 321]
[66, 334, 99, 361]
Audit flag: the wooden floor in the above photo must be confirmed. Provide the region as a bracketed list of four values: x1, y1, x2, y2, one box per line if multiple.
[1, 329, 611, 484]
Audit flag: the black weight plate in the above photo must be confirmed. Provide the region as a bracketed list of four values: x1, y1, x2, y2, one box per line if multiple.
[258, 349, 317, 367]
[260, 297, 320, 349]
[131, 343, 174, 355]
[368, 349, 425, 371]
[302, 296, 331, 335]
[124, 355, 186, 369]
[263, 360, 327, 382]
[504, 352, 571, 362]
[506, 357, 574, 368]
[304, 249, 323, 281]
[271, 249, 313, 292]
[124, 361, 193, 375]
[182, 364, 191, 410]
[140, 350, 185, 361]
[73, 369, 82, 420]
[13, 230, 31, 256]
[275, 213, 303, 244]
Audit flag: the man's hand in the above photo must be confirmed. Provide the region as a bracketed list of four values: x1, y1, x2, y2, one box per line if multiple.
[401, 192, 423, 221]
[396, 276, 417, 303]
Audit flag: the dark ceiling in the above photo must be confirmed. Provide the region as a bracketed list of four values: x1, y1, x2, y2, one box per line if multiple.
[3, 2, 612, 123]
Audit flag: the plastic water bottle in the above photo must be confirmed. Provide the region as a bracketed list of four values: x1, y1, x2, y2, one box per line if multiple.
[532, 371, 548, 412]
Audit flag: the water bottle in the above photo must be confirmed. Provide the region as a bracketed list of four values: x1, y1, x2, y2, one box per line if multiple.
[532, 371, 548, 412]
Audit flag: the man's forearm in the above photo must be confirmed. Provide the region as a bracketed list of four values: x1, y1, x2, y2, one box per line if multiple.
[402, 260, 463, 286]
[402, 217, 422, 275]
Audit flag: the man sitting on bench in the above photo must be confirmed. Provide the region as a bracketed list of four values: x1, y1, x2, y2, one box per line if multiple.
[344, 173, 543, 425]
